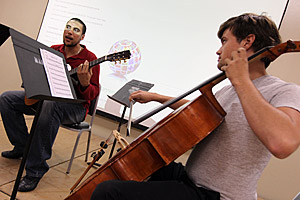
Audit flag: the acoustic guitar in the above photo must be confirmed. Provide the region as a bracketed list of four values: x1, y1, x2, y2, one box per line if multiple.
[24, 50, 131, 106]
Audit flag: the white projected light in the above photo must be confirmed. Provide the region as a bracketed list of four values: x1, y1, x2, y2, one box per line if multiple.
[37, 0, 287, 127]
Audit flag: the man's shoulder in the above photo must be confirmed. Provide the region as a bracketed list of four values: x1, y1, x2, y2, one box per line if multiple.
[50, 44, 63, 50]
[82, 45, 97, 59]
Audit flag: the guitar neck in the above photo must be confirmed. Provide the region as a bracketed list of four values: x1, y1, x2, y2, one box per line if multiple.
[89, 56, 106, 68]
[68, 56, 106, 75]
[68, 50, 131, 76]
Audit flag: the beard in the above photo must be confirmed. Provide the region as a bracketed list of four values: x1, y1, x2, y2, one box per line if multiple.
[217, 60, 225, 71]
[63, 38, 80, 47]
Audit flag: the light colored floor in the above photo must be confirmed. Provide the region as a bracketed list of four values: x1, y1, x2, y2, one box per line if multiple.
[0, 116, 108, 200]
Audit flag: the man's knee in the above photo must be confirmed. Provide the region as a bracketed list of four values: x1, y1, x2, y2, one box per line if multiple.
[0, 91, 10, 104]
[0, 91, 15, 111]
[40, 101, 61, 117]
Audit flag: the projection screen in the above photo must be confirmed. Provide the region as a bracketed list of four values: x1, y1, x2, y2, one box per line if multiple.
[37, 0, 288, 127]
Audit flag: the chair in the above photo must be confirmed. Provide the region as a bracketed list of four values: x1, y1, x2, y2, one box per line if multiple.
[294, 192, 300, 200]
[61, 87, 100, 174]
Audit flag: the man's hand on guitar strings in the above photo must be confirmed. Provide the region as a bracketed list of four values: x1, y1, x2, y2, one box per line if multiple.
[77, 60, 93, 88]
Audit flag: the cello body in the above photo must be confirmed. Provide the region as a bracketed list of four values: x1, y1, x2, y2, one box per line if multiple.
[65, 85, 226, 200]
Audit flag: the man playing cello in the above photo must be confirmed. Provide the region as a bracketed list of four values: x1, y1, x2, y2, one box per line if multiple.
[91, 13, 300, 200]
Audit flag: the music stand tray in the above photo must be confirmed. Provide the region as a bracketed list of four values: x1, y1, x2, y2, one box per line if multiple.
[107, 79, 154, 107]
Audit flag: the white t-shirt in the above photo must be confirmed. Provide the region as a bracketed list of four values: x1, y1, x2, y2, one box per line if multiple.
[185, 75, 300, 200]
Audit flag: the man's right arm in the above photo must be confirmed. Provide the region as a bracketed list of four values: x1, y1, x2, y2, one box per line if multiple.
[129, 90, 189, 110]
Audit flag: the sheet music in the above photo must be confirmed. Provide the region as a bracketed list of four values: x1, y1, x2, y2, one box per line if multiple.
[40, 49, 74, 99]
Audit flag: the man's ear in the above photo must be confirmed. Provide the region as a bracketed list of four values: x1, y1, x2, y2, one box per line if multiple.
[80, 34, 85, 41]
[242, 34, 255, 50]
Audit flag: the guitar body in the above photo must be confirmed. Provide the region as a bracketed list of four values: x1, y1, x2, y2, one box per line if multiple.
[24, 96, 39, 106]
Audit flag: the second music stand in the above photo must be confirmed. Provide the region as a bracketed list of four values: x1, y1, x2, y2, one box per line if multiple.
[107, 79, 154, 158]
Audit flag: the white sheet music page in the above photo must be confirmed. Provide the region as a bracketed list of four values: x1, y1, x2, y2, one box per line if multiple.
[40, 49, 74, 99]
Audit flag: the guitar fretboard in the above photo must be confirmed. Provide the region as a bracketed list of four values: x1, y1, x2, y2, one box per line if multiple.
[68, 50, 131, 76]
[68, 56, 106, 75]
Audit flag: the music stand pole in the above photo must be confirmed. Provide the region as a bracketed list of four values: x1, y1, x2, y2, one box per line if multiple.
[10, 100, 44, 200]
[108, 106, 127, 159]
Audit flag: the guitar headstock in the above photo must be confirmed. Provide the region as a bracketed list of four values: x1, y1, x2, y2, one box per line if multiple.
[106, 50, 131, 62]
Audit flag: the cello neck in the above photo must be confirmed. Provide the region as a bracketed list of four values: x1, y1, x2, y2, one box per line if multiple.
[133, 72, 225, 125]
[133, 40, 300, 125]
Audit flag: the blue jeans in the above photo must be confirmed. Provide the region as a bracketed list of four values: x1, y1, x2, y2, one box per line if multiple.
[0, 90, 86, 178]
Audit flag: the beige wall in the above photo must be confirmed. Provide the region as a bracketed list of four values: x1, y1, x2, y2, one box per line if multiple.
[1, 0, 300, 199]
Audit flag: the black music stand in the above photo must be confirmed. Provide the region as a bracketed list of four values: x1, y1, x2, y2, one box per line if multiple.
[107, 79, 154, 158]
[0, 23, 84, 200]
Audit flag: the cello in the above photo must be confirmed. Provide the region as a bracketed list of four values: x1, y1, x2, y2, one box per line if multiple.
[65, 40, 300, 200]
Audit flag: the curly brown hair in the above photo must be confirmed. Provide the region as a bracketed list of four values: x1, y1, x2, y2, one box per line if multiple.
[218, 13, 282, 52]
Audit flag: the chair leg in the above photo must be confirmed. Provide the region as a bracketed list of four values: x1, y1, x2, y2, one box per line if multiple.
[66, 130, 84, 174]
[85, 130, 91, 162]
